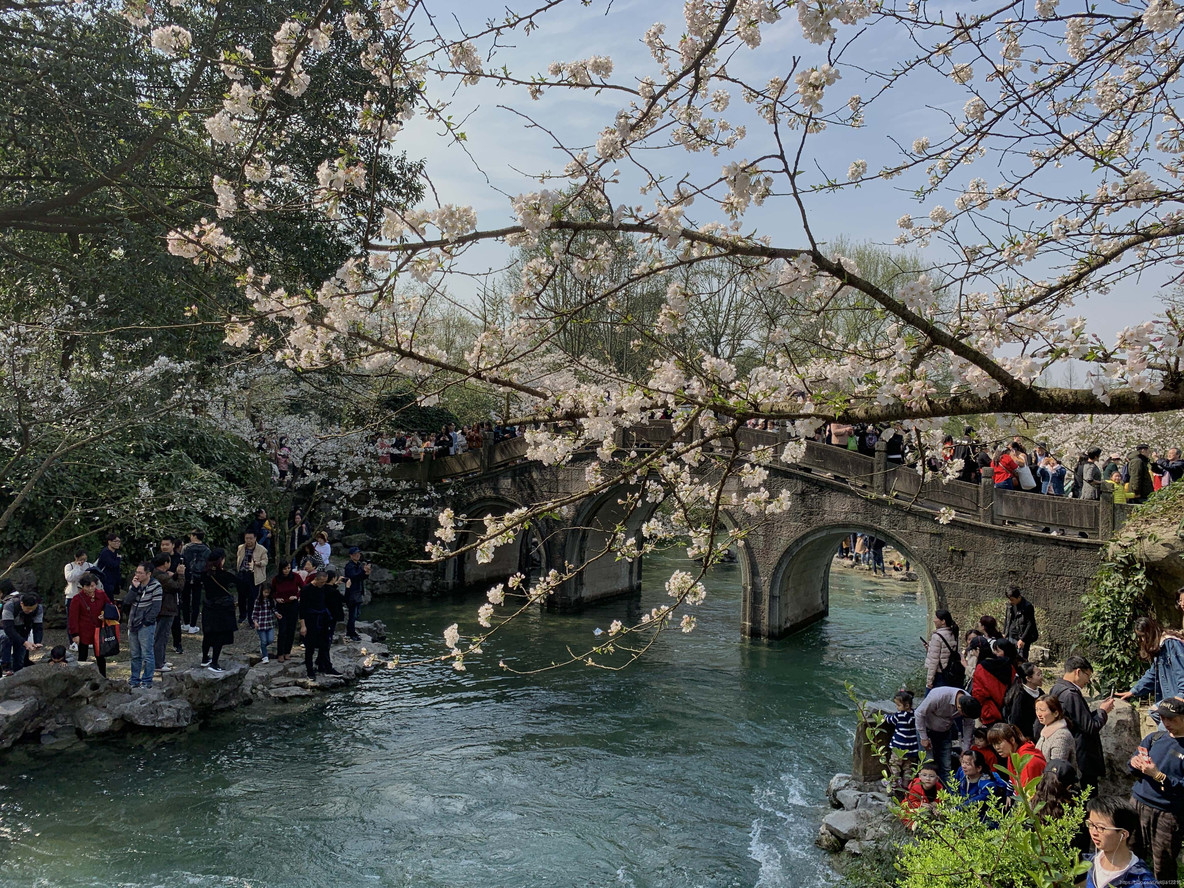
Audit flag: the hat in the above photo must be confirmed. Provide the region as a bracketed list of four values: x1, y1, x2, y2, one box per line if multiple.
[348, 546, 361, 555]
[1043, 759, 1079, 786]
[1137, 443, 1151, 450]
[1110, 452, 1122, 459]
[1159, 697, 1184, 718]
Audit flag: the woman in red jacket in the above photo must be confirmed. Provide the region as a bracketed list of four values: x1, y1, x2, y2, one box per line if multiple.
[987, 722, 1047, 790]
[972, 639, 1017, 725]
[67, 572, 111, 677]
[271, 562, 305, 663]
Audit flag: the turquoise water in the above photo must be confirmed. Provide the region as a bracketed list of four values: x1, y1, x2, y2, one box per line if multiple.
[0, 553, 926, 887]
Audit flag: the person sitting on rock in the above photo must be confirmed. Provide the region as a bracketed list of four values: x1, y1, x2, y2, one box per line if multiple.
[955, 749, 1011, 814]
[902, 762, 943, 828]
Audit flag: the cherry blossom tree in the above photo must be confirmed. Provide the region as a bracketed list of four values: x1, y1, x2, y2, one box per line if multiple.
[10, 0, 1184, 665]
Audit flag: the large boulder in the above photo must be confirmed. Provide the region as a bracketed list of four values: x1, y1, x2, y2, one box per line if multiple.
[111, 691, 194, 729]
[0, 697, 41, 748]
[1101, 698, 1145, 793]
[166, 662, 250, 713]
[74, 705, 121, 737]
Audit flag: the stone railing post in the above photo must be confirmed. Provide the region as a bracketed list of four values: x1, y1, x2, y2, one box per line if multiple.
[873, 440, 889, 495]
[1098, 482, 1116, 539]
[979, 477, 994, 524]
[853, 701, 893, 781]
[480, 440, 493, 475]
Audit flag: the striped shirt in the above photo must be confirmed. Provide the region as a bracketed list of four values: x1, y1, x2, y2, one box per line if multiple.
[885, 709, 919, 753]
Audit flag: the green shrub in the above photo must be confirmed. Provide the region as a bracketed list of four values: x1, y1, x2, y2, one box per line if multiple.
[1078, 552, 1152, 689]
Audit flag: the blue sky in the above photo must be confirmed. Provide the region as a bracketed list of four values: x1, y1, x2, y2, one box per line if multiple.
[395, 0, 1166, 346]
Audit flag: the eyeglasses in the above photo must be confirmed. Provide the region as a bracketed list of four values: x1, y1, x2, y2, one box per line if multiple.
[1086, 821, 1125, 833]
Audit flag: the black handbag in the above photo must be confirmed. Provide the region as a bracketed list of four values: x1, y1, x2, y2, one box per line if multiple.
[96, 623, 120, 658]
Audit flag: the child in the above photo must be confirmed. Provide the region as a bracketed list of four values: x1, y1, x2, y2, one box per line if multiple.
[48, 645, 67, 665]
[250, 585, 277, 664]
[1084, 796, 1157, 887]
[903, 762, 943, 828]
[971, 726, 1000, 775]
[883, 689, 919, 792]
[1111, 472, 1131, 504]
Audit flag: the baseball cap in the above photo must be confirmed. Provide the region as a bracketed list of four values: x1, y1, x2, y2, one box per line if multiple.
[348, 546, 361, 554]
[1159, 697, 1184, 718]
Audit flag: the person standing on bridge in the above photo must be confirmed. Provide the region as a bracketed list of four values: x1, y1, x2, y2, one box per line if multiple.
[827, 422, 853, 448]
[1128, 444, 1156, 504]
[951, 427, 980, 484]
[992, 446, 1020, 490]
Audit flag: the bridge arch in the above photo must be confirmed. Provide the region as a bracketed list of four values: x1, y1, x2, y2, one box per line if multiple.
[449, 495, 546, 592]
[560, 482, 663, 608]
[762, 523, 940, 639]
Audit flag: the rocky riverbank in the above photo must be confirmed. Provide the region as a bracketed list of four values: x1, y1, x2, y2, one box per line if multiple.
[0, 622, 390, 752]
[817, 694, 1147, 859]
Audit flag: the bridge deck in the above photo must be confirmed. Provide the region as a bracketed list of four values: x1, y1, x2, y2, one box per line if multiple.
[379, 424, 1132, 540]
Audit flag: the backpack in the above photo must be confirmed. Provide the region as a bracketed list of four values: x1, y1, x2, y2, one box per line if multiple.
[935, 632, 967, 688]
[185, 543, 210, 576]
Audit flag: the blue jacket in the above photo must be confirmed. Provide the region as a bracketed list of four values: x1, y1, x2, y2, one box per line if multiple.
[955, 768, 1011, 807]
[94, 547, 122, 596]
[1129, 637, 1184, 705]
[1039, 464, 1067, 496]
[1084, 853, 1158, 887]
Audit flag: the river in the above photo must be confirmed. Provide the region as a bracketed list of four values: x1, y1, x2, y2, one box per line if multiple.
[0, 551, 927, 887]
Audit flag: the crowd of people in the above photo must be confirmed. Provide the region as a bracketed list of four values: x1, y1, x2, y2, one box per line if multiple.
[375, 422, 522, 464]
[818, 422, 1184, 505]
[883, 585, 1184, 885]
[0, 510, 372, 687]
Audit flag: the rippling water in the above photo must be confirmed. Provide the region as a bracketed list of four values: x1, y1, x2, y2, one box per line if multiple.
[0, 553, 926, 887]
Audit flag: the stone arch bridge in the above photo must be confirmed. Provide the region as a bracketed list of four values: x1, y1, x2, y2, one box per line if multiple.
[386, 426, 1131, 653]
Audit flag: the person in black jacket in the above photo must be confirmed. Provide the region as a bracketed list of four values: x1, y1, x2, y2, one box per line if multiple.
[299, 570, 341, 680]
[1051, 656, 1115, 792]
[199, 549, 237, 674]
[1157, 448, 1184, 485]
[1004, 585, 1039, 660]
[1128, 444, 1155, 504]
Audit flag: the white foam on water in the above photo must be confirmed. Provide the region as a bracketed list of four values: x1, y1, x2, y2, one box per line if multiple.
[613, 866, 637, 886]
[749, 772, 841, 887]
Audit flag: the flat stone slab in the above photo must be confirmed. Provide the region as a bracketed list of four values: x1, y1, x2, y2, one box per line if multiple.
[821, 809, 872, 843]
[267, 686, 314, 700]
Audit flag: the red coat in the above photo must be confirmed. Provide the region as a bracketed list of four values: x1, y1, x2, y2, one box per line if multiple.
[271, 572, 305, 606]
[903, 776, 944, 825]
[972, 662, 1014, 725]
[1008, 741, 1046, 789]
[67, 588, 111, 648]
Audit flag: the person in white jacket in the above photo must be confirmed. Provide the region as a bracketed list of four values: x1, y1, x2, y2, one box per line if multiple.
[62, 549, 94, 651]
